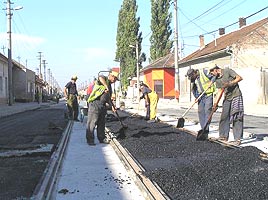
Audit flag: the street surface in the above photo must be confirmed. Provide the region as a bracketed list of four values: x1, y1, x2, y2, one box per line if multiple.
[158, 106, 268, 138]
[0, 98, 267, 199]
[0, 102, 68, 199]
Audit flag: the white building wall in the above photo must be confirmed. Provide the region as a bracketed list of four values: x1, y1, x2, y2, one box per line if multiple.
[0, 60, 8, 104]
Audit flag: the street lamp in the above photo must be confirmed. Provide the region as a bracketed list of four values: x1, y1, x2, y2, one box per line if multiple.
[129, 41, 140, 101]
[113, 59, 122, 107]
[6, 0, 23, 106]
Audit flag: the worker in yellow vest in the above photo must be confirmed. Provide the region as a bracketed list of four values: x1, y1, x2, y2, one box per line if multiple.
[86, 71, 119, 145]
[186, 68, 216, 140]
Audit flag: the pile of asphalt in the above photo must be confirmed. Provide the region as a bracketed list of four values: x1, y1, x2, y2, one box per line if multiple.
[106, 112, 268, 200]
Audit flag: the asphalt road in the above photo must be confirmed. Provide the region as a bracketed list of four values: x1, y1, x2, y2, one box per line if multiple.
[0, 102, 68, 199]
[106, 110, 268, 200]
[158, 106, 268, 138]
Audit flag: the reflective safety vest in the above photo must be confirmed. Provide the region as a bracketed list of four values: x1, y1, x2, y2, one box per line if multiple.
[87, 84, 106, 103]
[196, 69, 215, 96]
[87, 78, 110, 103]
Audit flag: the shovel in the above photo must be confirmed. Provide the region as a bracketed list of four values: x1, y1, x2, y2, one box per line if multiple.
[109, 98, 128, 139]
[177, 81, 214, 128]
[196, 88, 224, 140]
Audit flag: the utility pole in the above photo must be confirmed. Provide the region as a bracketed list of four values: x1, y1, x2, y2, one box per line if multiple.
[5, 1, 22, 106]
[37, 52, 42, 79]
[47, 68, 51, 95]
[129, 42, 140, 101]
[42, 60, 48, 82]
[174, 0, 180, 101]
[7, 0, 13, 106]
[135, 41, 140, 101]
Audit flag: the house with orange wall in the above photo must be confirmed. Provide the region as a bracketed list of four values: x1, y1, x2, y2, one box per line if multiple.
[140, 53, 175, 99]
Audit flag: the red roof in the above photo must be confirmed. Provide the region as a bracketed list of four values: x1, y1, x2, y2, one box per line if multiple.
[141, 53, 175, 72]
[179, 17, 268, 64]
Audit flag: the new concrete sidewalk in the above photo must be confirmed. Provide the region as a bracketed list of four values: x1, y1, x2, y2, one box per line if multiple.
[53, 122, 145, 200]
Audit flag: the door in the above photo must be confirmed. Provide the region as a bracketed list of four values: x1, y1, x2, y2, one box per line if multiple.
[154, 80, 163, 98]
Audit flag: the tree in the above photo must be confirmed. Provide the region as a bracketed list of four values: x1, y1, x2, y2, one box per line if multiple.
[115, 0, 144, 89]
[150, 0, 173, 62]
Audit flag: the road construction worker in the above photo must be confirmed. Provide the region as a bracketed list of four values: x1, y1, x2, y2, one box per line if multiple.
[64, 75, 79, 121]
[186, 68, 216, 140]
[139, 83, 159, 122]
[86, 71, 119, 145]
[209, 65, 244, 146]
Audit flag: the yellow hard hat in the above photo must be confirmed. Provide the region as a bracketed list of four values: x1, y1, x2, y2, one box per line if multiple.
[110, 71, 119, 80]
[71, 75, 78, 80]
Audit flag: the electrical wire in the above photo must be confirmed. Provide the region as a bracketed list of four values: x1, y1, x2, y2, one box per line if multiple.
[182, 5, 268, 38]
[184, 0, 231, 26]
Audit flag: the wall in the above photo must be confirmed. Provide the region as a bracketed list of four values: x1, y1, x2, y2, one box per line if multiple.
[0, 60, 8, 104]
[13, 66, 26, 101]
[163, 68, 175, 98]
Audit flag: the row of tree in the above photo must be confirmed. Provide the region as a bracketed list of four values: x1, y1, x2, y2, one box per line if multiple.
[115, 0, 173, 89]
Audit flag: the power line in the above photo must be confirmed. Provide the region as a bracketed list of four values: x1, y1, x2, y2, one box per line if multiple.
[197, 0, 248, 31]
[183, 5, 268, 38]
[179, 7, 209, 34]
[184, 0, 231, 26]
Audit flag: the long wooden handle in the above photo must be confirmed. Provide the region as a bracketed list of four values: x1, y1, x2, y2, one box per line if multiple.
[203, 88, 224, 129]
[212, 88, 224, 113]
[182, 81, 214, 117]
[108, 96, 125, 127]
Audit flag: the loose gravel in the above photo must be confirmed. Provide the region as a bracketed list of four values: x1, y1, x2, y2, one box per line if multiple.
[106, 111, 268, 200]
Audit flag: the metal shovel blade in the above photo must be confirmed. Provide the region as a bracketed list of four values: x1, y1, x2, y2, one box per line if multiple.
[116, 127, 126, 139]
[177, 118, 185, 128]
[196, 129, 209, 141]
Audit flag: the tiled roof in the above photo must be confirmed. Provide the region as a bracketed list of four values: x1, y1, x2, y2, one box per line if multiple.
[141, 53, 175, 72]
[141, 17, 268, 71]
[179, 17, 268, 64]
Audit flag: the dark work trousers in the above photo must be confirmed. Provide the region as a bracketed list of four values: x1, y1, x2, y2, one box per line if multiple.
[219, 99, 243, 140]
[145, 104, 150, 120]
[67, 94, 78, 120]
[86, 101, 107, 143]
[198, 94, 213, 131]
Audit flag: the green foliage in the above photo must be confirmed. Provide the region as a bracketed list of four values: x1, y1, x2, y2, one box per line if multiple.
[150, 0, 173, 62]
[115, 0, 144, 89]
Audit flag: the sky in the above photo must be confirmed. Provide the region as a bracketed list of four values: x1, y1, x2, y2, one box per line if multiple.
[0, 0, 267, 90]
